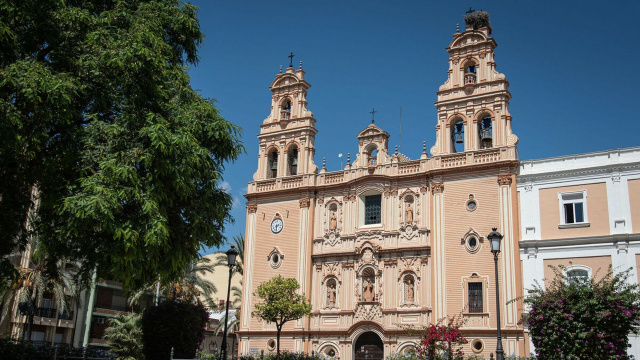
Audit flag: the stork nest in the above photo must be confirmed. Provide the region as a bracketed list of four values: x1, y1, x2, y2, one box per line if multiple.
[464, 11, 492, 34]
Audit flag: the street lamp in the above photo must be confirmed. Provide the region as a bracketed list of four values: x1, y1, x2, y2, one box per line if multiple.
[487, 228, 504, 360]
[220, 245, 239, 360]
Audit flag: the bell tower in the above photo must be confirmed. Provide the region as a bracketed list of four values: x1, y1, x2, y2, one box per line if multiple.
[430, 10, 518, 157]
[253, 58, 318, 181]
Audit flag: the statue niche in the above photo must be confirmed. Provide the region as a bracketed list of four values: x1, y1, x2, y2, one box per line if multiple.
[361, 267, 376, 302]
[323, 202, 341, 247]
[404, 274, 415, 303]
[326, 278, 337, 308]
[399, 193, 419, 240]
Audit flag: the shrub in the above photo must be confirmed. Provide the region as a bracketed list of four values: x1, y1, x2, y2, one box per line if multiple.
[524, 265, 640, 359]
[0, 338, 113, 359]
[414, 315, 468, 360]
[105, 313, 144, 360]
[141, 300, 209, 360]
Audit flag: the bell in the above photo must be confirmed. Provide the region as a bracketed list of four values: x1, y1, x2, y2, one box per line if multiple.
[270, 162, 277, 171]
[481, 129, 492, 142]
[455, 133, 464, 144]
[291, 156, 298, 166]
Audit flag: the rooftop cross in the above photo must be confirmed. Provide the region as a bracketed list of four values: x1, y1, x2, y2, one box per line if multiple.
[466, 7, 475, 14]
[288, 52, 295, 68]
[370, 108, 377, 124]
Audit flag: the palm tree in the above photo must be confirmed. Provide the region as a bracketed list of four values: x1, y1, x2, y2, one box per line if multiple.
[0, 236, 78, 341]
[129, 256, 217, 307]
[214, 235, 244, 276]
[104, 313, 144, 360]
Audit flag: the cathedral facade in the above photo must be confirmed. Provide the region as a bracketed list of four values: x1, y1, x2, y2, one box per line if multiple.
[239, 19, 527, 359]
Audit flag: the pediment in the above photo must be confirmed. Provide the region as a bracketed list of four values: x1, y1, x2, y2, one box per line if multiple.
[356, 124, 390, 139]
[270, 73, 309, 90]
[450, 32, 489, 48]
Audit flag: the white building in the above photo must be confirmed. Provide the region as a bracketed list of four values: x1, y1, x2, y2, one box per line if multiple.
[517, 147, 640, 357]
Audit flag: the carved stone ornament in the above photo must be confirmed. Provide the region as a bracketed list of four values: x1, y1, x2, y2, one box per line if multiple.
[431, 182, 444, 194]
[497, 174, 512, 186]
[397, 257, 421, 277]
[299, 197, 310, 208]
[400, 222, 419, 241]
[322, 262, 342, 279]
[247, 204, 258, 213]
[420, 184, 429, 193]
[355, 303, 382, 321]
[317, 197, 324, 204]
[324, 231, 341, 247]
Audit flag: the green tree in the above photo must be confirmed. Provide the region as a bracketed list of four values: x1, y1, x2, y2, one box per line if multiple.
[104, 313, 145, 360]
[524, 265, 640, 359]
[129, 256, 217, 307]
[252, 276, 312, 359]
[0, 0, 242, 288]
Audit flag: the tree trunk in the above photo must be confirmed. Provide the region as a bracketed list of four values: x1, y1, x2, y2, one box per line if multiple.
[276, 324, 282, 360]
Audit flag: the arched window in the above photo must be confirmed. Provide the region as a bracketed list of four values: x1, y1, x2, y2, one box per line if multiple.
[267, 149, 278, 178]
[287, 145, 298, 176]
[478, 116, 492, 148]
[368, 146, 378, 166]
[464, 62, 477, 84]
[565, 265, 591, 284]
[280, 98, 292, 119]
[451, 120, 465, 153]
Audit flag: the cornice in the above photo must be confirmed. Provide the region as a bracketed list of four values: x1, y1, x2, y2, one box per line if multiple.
[245, 160, 519, 201]
[311, 246, 430, 261]
[519, 233, 640, 249]
[517, 162, 640, 184]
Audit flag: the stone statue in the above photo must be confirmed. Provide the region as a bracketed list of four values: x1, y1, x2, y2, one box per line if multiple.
[363, 279, 375, 302]
[328, 283, 336, 306]
[329, 212, 337, 231]
[405, 277, 414, 302]
[405, 202, 413, 223]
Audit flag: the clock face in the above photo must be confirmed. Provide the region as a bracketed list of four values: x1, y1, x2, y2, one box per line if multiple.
[271, 218, 283, 234]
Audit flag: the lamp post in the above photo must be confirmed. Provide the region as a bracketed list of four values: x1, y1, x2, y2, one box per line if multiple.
[220, 245, 238, 360]
[487, 228, 505, 360]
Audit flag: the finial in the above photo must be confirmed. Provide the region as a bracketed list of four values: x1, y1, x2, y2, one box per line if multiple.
[288, 52, 295, 68]
[347, 153, 351, 164]
[279, 65, 283, 74]
[423, 141, 426, 152]
[395, 145, 398, 154]
[466, 7, 475, 14]
[369, 108, 377, 124]
[299, 60, 303, 69]
[322, 157, 326, 168]
[456, 23, 460, 32]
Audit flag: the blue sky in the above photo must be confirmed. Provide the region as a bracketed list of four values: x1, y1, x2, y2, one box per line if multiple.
[187, 1, 640, 254]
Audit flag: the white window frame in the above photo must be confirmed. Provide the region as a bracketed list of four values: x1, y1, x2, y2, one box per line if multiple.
[558, 190, 589, 228]
[564, 265, 592, 283]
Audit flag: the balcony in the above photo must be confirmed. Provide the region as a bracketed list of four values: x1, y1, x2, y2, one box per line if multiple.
[464, 73, 477, 84]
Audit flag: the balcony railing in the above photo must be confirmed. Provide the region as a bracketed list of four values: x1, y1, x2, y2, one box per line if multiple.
[35, 307, 57, 318]
[94, 303, 128, 312]
[464, 73, 477, 84]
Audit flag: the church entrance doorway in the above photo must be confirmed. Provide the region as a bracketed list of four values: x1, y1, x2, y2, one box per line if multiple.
[354, 331, 384, 360]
